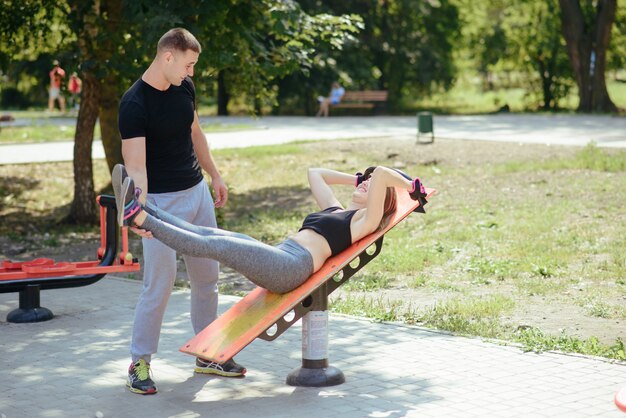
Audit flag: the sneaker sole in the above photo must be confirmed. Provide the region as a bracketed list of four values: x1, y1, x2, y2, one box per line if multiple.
[194, 366, 246, 377]
[112, 164, 126, 199]
[116, 177, 133, 227]
[112, 165, 127, 226]
[126, 381, 158, 395]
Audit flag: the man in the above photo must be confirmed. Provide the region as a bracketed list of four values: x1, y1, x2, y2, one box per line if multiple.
[48, 60, 66, 112]
[118, 28, 245, 395]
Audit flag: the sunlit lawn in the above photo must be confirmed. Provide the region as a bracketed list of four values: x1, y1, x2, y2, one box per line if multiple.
[0, 114, 256, 144]
[408, 77, 626, 114]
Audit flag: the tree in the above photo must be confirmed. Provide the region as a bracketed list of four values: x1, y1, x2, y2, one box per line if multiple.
[606, 3, 626, 76]
[281, 0, 461, 113]
[65, 0, 126, 223]
[559, 0, 618, 112]
[119, 1, 362, 113]
[504, 0, 574, 110]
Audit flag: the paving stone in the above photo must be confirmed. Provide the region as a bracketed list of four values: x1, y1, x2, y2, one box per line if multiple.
[2, 276, 626, 417]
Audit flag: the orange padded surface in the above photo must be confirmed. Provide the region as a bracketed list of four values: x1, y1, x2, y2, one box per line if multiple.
[180, 186, 435, 363]
[0, 259, 139, 281]
[615, 387, 626, 412]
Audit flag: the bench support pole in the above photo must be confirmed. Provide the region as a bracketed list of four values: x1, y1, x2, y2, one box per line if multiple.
[286, 283, 345, 387]
[7, 284, 53, 323]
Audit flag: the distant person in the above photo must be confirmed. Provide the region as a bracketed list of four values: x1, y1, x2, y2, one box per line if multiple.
[316, 82, 345, 117]
[68, 72, 82, 109]
[0, 114, 14, 133]
[48, 60, 66, 112]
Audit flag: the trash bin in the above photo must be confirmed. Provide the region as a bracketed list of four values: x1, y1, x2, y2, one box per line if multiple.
[417, 112, 434, 143]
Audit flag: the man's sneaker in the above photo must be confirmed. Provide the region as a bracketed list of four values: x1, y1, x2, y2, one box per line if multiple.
[194, 357, 247, 377]
[127, 359, 158, 395]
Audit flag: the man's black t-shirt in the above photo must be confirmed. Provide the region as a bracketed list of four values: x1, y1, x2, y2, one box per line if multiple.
[118, 77, 203, 193]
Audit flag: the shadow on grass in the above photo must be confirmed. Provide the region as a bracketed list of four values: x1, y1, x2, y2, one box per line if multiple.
[221, 184, 315, 222]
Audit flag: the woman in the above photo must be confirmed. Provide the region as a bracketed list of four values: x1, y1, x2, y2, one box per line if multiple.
[113, 164, 427, 294]
[316, 82, 345, 117]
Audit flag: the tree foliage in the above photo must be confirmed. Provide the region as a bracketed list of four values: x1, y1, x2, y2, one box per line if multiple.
[120, 0, 362, 114]
[0, 0, 361, 223]
[278, 0, 461, 114]
[505, 0, 574, 110]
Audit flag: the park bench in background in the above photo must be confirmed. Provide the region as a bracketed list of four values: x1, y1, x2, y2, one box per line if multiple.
[333, 90, 388, 112]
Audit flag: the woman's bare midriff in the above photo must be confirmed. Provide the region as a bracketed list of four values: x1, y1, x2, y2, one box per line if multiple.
[290, 229, 332, 272]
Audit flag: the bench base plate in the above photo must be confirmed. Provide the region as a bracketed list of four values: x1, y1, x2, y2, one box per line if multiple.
[286, 365, 345, 387]
[7, 307, 53, 323]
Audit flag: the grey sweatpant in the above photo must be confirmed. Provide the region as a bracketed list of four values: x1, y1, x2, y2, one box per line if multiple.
[131, 181, 219, 364]
[141, 208, 314, 295]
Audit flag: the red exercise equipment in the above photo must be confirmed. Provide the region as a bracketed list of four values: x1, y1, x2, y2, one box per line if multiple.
[0, 195, 140, 322]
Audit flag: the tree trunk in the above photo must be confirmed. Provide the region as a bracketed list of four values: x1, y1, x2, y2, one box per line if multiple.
[67, 0, 101, 224]
[98, 0, 123, 173]
[69, 73, 100, 224]
[217, 70, 230, 116]
[559, 0, 617, 112]
[99, 83, 123, 173]
[304, 85, 312, 116]
[538, 58, 553, 111]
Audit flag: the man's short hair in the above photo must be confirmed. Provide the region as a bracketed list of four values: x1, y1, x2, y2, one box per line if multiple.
[157, 28, 202, 54]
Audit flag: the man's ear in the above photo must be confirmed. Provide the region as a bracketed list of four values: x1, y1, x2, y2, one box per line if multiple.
[163, 50, 174, 63]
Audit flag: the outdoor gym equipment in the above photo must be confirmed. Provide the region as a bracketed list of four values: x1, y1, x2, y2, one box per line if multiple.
[0, 195, 140, 323]
[181, 185, 435, 387]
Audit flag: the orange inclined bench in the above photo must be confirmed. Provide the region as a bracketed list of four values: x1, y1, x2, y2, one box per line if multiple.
[181, 185, 435, 386]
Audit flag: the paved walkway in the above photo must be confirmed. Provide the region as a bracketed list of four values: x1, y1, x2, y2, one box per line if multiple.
[1, 114, 625, 164]
[1, 276, 624, 417]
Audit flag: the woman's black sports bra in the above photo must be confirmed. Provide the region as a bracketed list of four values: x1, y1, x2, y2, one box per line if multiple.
[299, 206, 357, 256]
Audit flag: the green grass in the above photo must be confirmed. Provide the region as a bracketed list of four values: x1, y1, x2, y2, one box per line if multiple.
[331, 294, 413, 323]
[0, 113, 254, 144]
[0, 123, 80, 144]
[341, 272, 392, 291]
[513, 328, 626, 361]
[498, 142, 626, 173]
[415, 295, 515, 338]
[407, 76, 626, 114]
[331, 292, 626, 360]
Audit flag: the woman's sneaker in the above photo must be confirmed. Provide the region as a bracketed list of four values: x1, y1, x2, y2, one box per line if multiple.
[409, 177, 428, 213]
[114, 177, 142, 226]
[194, 357, 247, 377]
[127, 359, 157, 395]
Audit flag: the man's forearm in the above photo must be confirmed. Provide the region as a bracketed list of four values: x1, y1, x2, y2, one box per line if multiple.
[192, 131, 221, 180]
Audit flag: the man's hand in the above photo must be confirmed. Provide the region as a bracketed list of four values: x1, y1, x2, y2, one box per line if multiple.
[130, 226, 153, 239]
[211, 177, 228, 208]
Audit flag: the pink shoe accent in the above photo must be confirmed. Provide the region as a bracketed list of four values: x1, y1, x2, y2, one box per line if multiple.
[124, 205, 141, 221]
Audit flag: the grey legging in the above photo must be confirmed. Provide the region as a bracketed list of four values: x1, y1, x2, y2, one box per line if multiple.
[141, 205, 314, 294]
